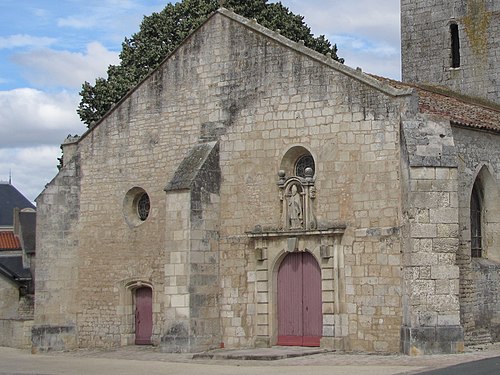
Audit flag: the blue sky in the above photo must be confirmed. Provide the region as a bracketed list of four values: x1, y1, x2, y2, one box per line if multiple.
[0, 0, 400, 202]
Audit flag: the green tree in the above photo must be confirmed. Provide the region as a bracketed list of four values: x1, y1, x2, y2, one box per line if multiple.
[78, 0, 343, 127]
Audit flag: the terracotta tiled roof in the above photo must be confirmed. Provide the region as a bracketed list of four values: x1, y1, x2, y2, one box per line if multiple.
[0, 231, 21, 250]
[371, 76, 500, 133]
[415, 85, 500, 133]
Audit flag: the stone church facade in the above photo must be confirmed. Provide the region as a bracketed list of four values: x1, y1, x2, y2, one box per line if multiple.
[33, 1, 499, 355]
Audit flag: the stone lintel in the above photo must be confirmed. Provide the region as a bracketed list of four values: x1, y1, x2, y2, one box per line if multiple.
[247, 227, 346, 239]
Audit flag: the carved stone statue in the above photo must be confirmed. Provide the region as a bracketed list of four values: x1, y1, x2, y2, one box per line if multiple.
[278, 169, 316, 231]
[288, 184, 303, 229]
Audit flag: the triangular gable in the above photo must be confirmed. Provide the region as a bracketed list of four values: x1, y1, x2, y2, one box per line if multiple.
[215, 8, 412, 98]
[78, 8, 413, 141]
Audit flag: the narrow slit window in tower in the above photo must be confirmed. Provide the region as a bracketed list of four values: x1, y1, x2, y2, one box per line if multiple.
[470, 183, 482, 258]
[450, 23, 460, 68]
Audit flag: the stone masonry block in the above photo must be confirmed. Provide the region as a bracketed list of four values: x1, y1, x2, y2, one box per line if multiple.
[411, 192, 450, 208]
[410, 167, 435, 180]
[430, 265, 459, 280]
[429, 208, 458, 224]
[411, 223, 437, 238]
[432, 238, 459, 254]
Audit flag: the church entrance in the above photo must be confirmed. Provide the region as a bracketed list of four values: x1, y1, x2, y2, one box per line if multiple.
[134, 287, 152, 345]
[277, 252, 322, 346]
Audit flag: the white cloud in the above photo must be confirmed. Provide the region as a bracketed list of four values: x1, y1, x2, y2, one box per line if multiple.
[340, 49, 401, 80]
[57, 16, 96, 29]
[0, 34, 57, 50]
[57, 0, 144, 30]
[12, 42, 120, 89]
[332, 35, 398, 57]
[0, 88, 83, 148]
[0, 146, 61, 203]
[32, 8, 50, 19]
[56, 1, 166, 39]
[280, 0, 401, 78]
[284, 0, 400, 41]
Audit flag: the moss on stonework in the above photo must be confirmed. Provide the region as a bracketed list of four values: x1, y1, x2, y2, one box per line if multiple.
[462, 0, 491, 59]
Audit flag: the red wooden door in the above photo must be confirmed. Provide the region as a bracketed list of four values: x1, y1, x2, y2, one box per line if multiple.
[135, 287, 152, 345]
[277, 252, 322, 346]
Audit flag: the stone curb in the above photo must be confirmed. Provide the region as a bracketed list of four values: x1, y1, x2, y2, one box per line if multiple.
[192, 347, 327, 360]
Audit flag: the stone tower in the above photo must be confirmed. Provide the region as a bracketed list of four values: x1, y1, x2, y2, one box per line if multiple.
[401, 0, 500, 104]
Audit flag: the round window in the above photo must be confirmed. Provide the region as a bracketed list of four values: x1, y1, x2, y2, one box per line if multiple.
[295, 155, 315, 177]
[123, 187, 151, 227]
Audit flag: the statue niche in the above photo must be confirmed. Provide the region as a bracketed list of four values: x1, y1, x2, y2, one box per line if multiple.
[278, 167, 317, 231]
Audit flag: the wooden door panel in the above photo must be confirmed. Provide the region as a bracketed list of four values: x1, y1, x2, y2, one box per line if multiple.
[302, 252, 322, 340]
[277, 252, 303, 344]
[135, 287, 152, 345]
[277, 252, 321, 347]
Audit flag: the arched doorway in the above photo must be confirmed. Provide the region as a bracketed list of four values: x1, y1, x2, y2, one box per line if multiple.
[135, 287, 152, 345]
[277, 251, 322, 346]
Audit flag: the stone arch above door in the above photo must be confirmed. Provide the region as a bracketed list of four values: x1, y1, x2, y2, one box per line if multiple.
[116, 279, 155, 346]
[248, 230, 346, 350]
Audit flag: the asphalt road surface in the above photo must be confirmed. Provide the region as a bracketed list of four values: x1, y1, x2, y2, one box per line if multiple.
[415, 356, 500, 375]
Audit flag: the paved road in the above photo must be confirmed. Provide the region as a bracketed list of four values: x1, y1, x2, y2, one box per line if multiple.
[415, 356, 500, 375]
[0, 347, 418, 375]
[1, 345, 499, 375]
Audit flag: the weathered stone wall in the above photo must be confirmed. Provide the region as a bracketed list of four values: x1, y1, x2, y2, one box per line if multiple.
[0, 319, 33, 348]
[32, 147, 80, 352]
[469, 259, 500, 343]
[453, 126, 500, 344]
[401, 0, 500, 104]
[0, 265, 34, 348]
[162, 143, 221, 352]
[399, 116, 464, 354]
[0, 276, 19, 319]
[17, 294, 34, 320]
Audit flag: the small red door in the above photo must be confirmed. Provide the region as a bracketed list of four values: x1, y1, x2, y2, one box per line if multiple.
[277, 252, 322, 346]
[135, 287, 152, 345]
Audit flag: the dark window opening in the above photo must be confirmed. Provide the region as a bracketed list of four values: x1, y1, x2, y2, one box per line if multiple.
[470, 183, 482, 258]
[137, 193, 150, 221]
[450, 23, 460, 68]
[295, 155, 315, 178]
